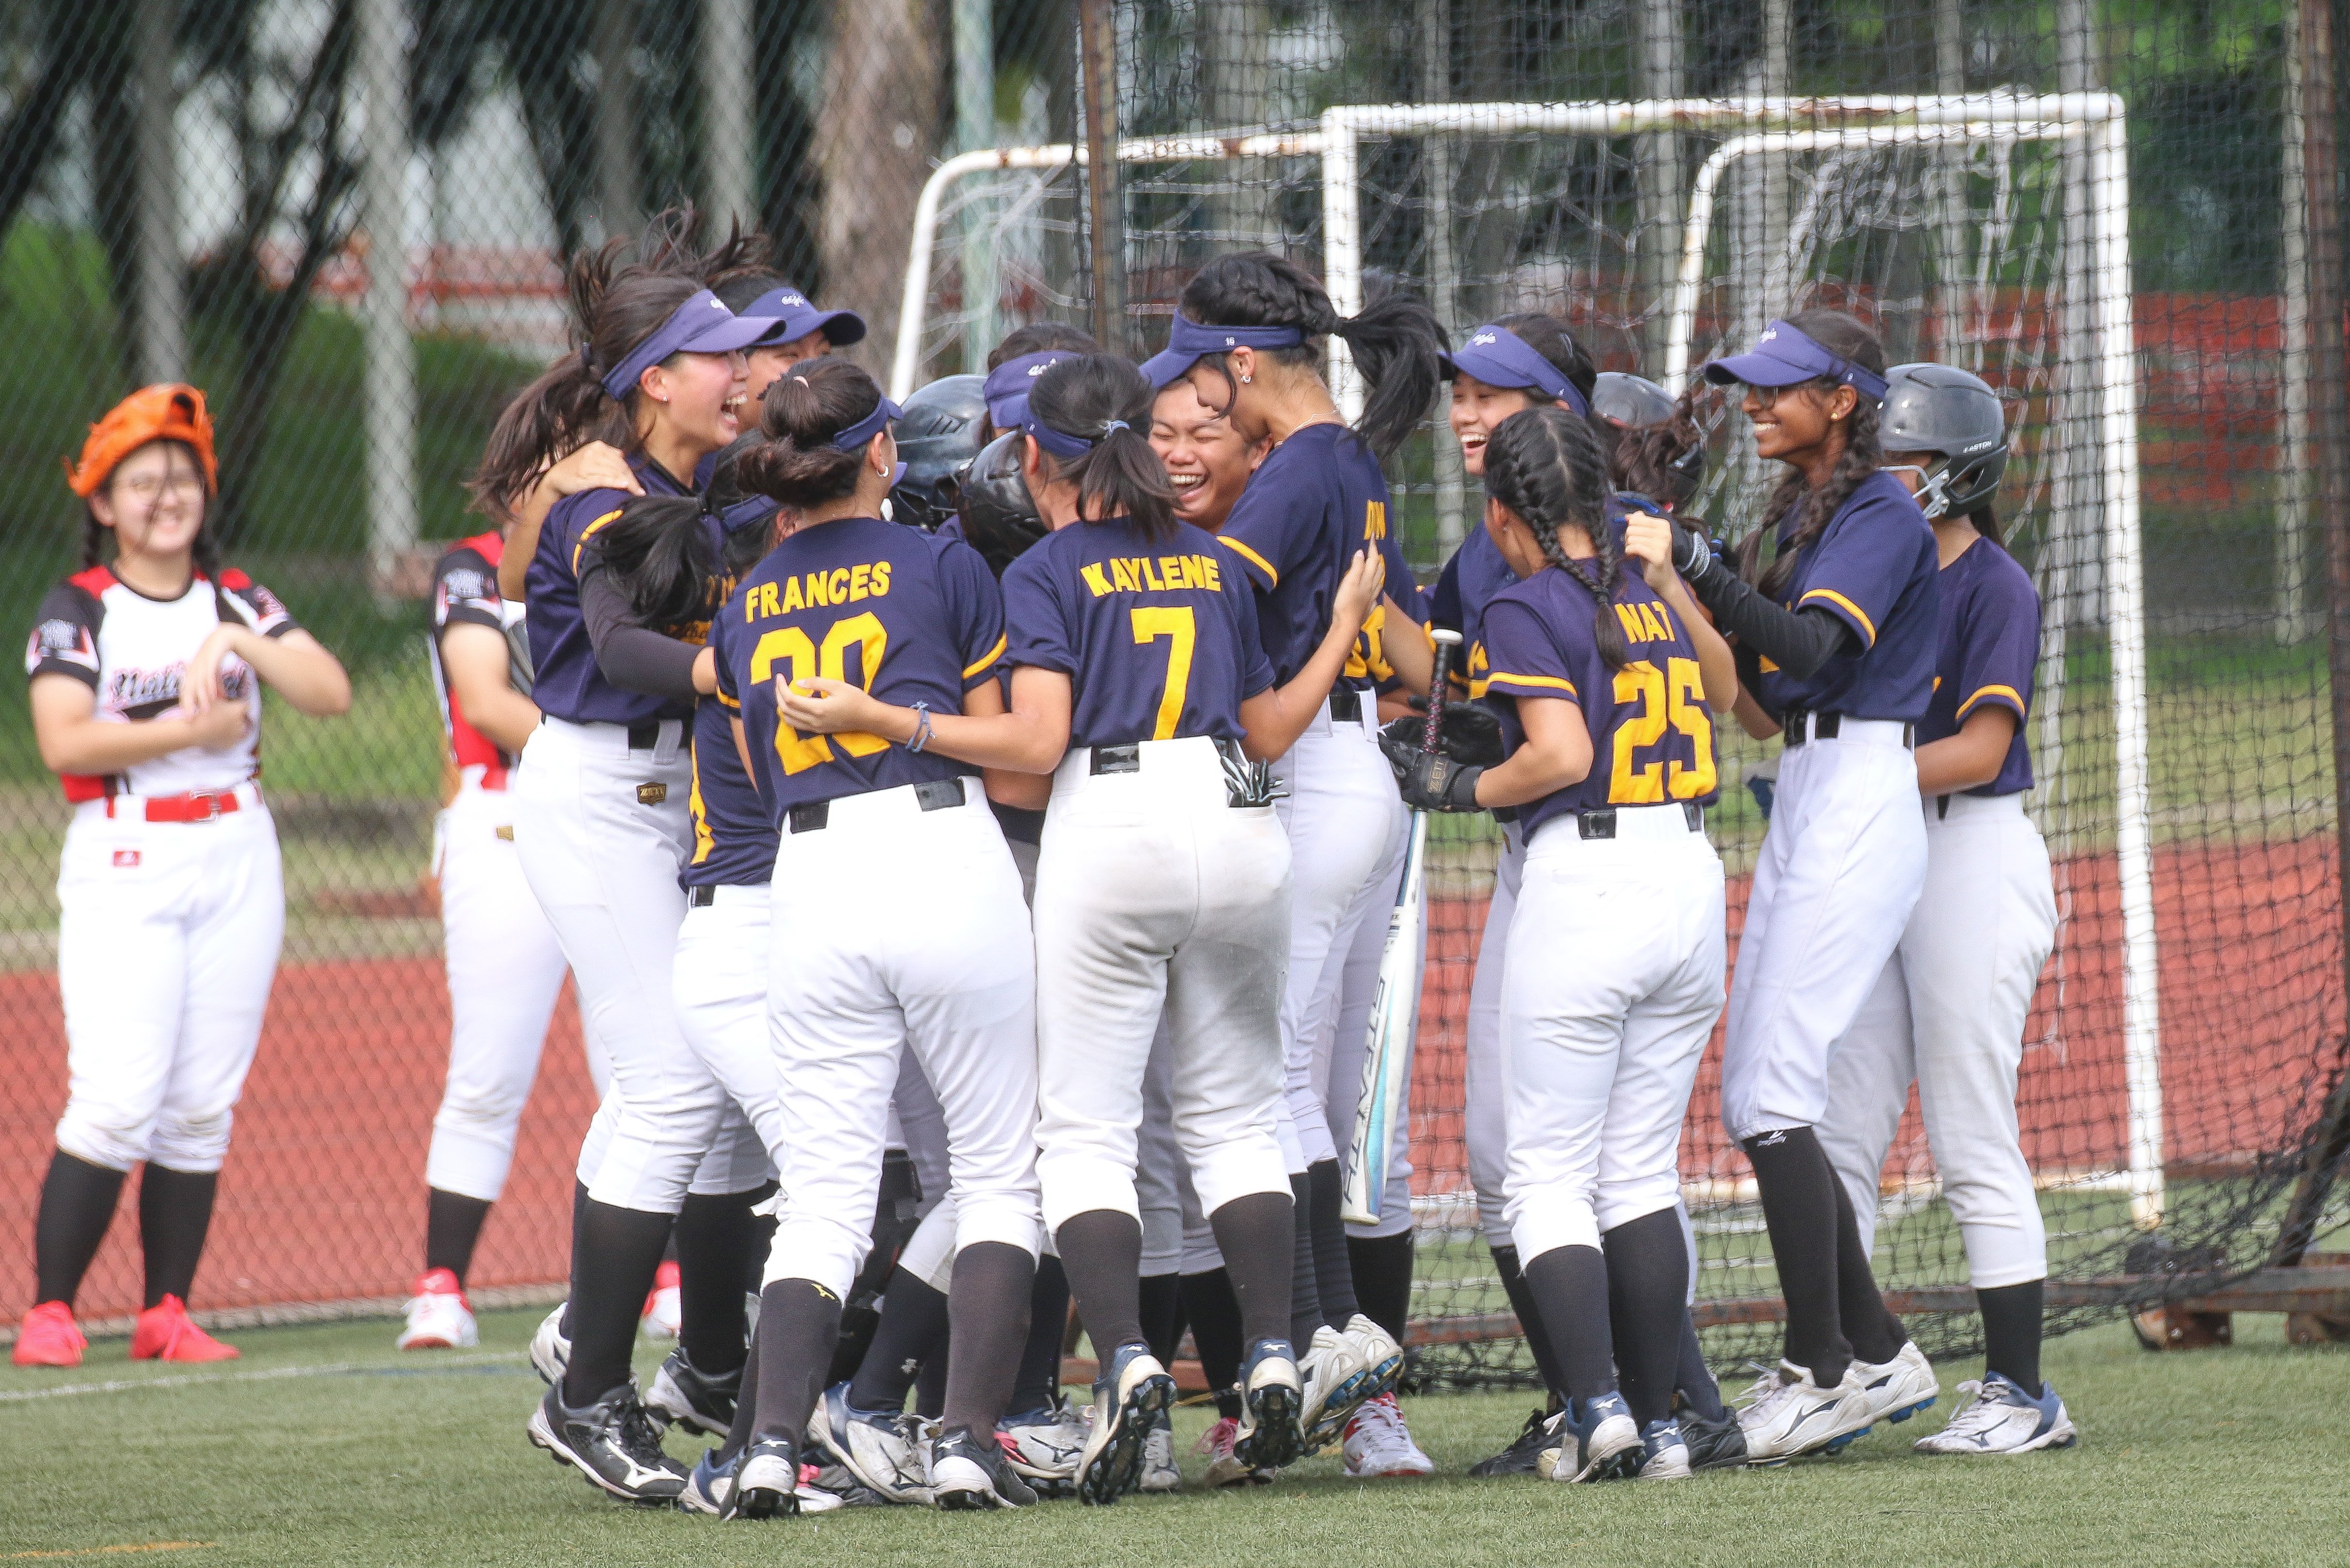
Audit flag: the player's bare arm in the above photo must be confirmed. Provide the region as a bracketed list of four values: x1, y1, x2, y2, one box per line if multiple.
[1468, 693, 1593, 809]
[776, 663, 1073, 775]
[1623, 509, 1738, 712]
[438, 620, 541, 754]
[1375, 590, 1435, 698]
[1236, 547, 1384, 762]
[1913, 705, 2018, 796]
[179, 622, 350, 718]
[29, 671, 246, 773]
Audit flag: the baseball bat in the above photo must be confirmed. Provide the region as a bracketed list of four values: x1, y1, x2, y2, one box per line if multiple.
[1342, 628, 1462, 1226]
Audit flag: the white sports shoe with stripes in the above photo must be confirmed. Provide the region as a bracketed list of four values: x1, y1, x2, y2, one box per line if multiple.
[1735, 1360, 1879, 1463]
[1342, 1393, 1434, 1477]
[1850, 1342, 1940, 1428]
[1913, 1374, 2077, 1455]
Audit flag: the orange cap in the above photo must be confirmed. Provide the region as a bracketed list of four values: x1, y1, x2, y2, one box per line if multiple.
[65, 384, 219, 499]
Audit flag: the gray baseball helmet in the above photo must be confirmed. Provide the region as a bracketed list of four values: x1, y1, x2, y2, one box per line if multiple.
[1880, 362, 2008, 519]
[1592, 371, 1675, 429]
[888, 373, 989, 530]
[954, 431, 1046, 577]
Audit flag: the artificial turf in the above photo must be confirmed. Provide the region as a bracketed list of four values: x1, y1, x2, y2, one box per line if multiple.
[3, 1306, 2345, 1567]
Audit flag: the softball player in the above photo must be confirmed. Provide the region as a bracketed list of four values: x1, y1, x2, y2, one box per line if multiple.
[1399, 404, 1735, 1483]
[1816, 363, 2074, 1455]
[1151, 373, 1269, 529]
[710, 357, 1044, 1519]
[400, 524, 614, 1351]
[491, 260, 783, 1504]
[1141, 252, 1443, 1443]
[1671, 310, 1944, 1462]
[15, 386, 350, 1370]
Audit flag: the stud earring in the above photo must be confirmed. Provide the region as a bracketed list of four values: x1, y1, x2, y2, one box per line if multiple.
[1240, 374, 1253, 384]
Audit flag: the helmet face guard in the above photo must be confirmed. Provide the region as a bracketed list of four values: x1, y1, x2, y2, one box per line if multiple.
[1880, 362, 2008, 520]
[955, 432, 1047, 576]
[888, 373, 991, 531]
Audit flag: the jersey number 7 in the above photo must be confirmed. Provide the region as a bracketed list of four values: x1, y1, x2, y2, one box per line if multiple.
[1610, 655, 1718, 802]
[754, 612, 890, 773]
[1130, 606, 1195, 742]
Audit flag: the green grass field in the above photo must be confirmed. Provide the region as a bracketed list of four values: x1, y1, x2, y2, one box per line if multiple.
[4, 1308, 2345, 1567]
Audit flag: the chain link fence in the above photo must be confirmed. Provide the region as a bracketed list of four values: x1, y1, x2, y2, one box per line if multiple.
[3, 0, 2347, 1383]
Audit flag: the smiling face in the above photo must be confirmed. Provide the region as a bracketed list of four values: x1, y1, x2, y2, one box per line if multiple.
[643, 349, 751, 460]
[1449, 374, 1544, 475]
[1741, 378, 1852, 466]
[89, 440, 208, 566]
[1151, 380, 1263, 532]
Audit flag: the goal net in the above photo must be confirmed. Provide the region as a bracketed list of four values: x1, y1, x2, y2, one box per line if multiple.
[897, 97, 2344, 1385]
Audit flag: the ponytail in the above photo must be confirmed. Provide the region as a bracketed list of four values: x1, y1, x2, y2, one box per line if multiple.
[1738, 308, 1888, 601]
[734, 356, 885, 510]
[1482, 406, 1627, 672]
[1177, 252, 1445, 461]
[1970, 504, 2006, 549]
[1614, 385, 1708, 507]
[1025, 354, 1177, 540]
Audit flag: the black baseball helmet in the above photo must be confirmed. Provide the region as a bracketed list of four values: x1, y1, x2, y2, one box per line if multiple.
[1592, 371, 1675, 429]
[887, 373, 989, 530]
[955, 432, 1046, 577]
[1880, 363, 2008, 519]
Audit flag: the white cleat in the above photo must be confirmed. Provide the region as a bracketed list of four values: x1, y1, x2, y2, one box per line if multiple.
[1536, 1392, 1641, 1482]
[814, 1381, 932, 1505]
[1342, 1391, 1434, 1477]
[1635, 1418, 1693, 1480]
[640, 1260, 682, 1341]
[396, 1269, 478, 1351]
[1139, 1410, 1183, 1492]
[1343, 1312, 1406, 1399]
[1913, 1374, 2078, 1455]
[1851, 1342, 1941, 1428]
[997, 1401, 1090, 1489]
[528, 1302, 570, 1385]
[1297, 1326, 1376, 1454]
[1735, 1360, 1879, 1464]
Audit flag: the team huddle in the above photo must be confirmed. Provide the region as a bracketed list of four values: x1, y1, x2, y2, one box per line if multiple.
[16, 213, 2078, 1516]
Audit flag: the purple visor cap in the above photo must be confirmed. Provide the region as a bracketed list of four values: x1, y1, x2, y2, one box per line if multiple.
[983, 351, 1080, 431]
[746, 287, 869, 349]
[599, 290, 781, 400]
[1702, 319, 1888, 403]
[1140, 314, 1307, 387]
[1440, 324, 1590, 418]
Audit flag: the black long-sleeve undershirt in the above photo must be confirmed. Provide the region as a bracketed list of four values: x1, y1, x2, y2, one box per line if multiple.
[579, 560, 704, 701]
[1684, 564, 1860, 682]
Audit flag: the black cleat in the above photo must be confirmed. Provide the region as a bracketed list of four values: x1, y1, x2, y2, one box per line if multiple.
[645, 1347, 740, 1438]
[1678, 1405, 1751, 1471]
[1468, 1405, 1560, 1478]
[928, 1425, 1038, 1510]
[726, 1438, 803, 1520]
[527, 1382, 687, 1505]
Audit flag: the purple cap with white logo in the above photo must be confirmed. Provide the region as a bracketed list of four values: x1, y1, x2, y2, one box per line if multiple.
[745, 287, 868, 350]
[1440, 324, 1591, 417]
[597, 290, 782, 401]
[1702, 319, 1888, 404]
[982, 351, 1081, 431]
[1140, 313, 1308, 388]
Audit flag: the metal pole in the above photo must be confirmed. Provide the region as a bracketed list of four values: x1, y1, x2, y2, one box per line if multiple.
[955, 0, 996, 367]
[135, 0, 183, 385]
[1635, 0, 1684, 374]
[2280, 11, 2318, 646]
[1076, 0, 1124, 352]
[2274, 0, 2350, 1267]
[704, 0, 753, 232]
[1420, 0, 1464, 560]
[360, 0, 416, 607]
[594, 0, 640, 238]
[1930, 0, 1972, 368]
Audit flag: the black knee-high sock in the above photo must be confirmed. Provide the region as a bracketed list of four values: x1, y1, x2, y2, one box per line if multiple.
[1287, 1172, 1326, 1347]
[1055, 1210, 1145, 1357]
[941, 1241, 1033, 1437]
[1207, 1190, 1294, 1350]
[752, 1279, 841, 1450]
[672, 1183, 775, 1377]
[561, 1200, 676, 1406]
[1305, 1161, 1360, 1323]
[1181, 1269, 1246, 1420]
[1978, 1279, 2044, 1397]
[915, 1345, 948, 1420]
[1741, 1127, 1851, 1384]
[560, 1180, 589, 1337]
[1008, 1253, 1071, 1414]
[1833, 1178, 1905, 1365]
[1673, 1310, 1727, 1421]
[423, 1189, 494, 1284]
[1139, 1272, 1183, 1367]
[714, 1328, 761, 1467]
[1601, 1210, 1687, 1429]
[847, 1268, 952, 1412]
[1347, 1230, 1415, 1340]
[1491, 1244, 1567, 1405]
[33, 1150, 126, 1308]
[138, 1165, 219, 1308]
[1520, 1245, 1616, 1402]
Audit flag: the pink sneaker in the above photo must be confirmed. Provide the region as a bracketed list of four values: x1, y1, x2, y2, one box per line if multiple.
[640, 1259, 682, 1340]
[130, 1295, 240, 1363]
[12, 1300, 87, 1367]
[397, 1268, 479, 1350]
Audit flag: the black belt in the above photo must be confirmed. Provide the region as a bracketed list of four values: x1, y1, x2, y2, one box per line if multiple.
[790, 777, 965, 834]
[627, 720, 661, 751]
[687, 884, 713, 906]
[1091, 744, 1141, 775]
[1577, 802, 1705, 839]
[1328, 687, 1363, 723]
[1782, 710, 1914, 749]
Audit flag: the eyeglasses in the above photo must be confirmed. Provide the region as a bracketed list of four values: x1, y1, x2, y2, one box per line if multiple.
[117, 472, 205, 502]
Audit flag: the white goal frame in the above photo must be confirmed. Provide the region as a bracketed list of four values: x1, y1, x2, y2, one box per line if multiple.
[896, 94, 2163, 1230]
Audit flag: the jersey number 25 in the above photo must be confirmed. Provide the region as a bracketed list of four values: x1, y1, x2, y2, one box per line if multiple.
[1611, 656, 1718, 802]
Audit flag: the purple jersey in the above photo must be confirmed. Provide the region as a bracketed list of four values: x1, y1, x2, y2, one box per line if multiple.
[1753, 470, 1939, 722]
[1477, 565, 1721, 841]
[713, 516, 1005, 819]
[1003, 517, 1275, 748]
[686, 673, 780, 887]
[1219, 423, 1396, 691]
[526, 450, 711, 725]
[1918, 536, 2039, 797]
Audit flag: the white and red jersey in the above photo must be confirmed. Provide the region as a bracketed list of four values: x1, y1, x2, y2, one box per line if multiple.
[24, 564, 297, 804]
[429, 530, 531, 791]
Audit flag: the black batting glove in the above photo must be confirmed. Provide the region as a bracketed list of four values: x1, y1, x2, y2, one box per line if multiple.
[1669, 519, 1717, 586]
[1379, 705, 1505, 771]
[1399, 752, 1485, 813]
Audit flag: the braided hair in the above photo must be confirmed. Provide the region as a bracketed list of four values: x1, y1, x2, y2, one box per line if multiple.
[1739, 308, 1887, 600]
[1483, 405, 1629, 673]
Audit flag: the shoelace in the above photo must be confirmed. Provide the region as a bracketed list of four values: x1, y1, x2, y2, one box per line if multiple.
[619, 1401, 669, 1459]
[1935, 1379, 2004, 1437]
[1193, 1416, 1239, 1457]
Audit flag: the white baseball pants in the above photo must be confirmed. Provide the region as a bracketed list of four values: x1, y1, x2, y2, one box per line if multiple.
[1466, 819, 1527, 1247]
[1720, 721, 1929, 1143]
[1325, 822, 1419, 1241]
[762, 779, 1042, 1299]
[1137, 1019, 1186, 1275]
[1502, 807, 1725, 1261]
[53, 789, 283, 1174]
[1272, 706, 1411, 1169]
[427, 780, 613, 1201]
[1819, 791, 2058, 1288]
[672, 887, 786, 1179]
[1033, 737, 1293, 1233]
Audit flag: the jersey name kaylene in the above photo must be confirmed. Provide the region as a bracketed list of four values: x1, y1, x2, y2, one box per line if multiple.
[1075, 552, 1224, 597]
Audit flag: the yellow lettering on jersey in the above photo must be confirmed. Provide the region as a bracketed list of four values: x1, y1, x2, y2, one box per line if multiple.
[1196, 554, 1221, 592]
[1081, 562, 1113, 597]
[828, 568, 851, 604]
[1160, 555, 1188, 590]
[1141, 556, 1166, 591]
[1364, 501, 1387, 540]
[1614, 603, 1646, 641]
[870, 561, 891, 596]
[1650, 602, 1676, 640]
[850, 564, 872, 601]
[781, 575, 806, 614]
[1466, 641, 1491, 699]
[1111, 557, 1141, 593]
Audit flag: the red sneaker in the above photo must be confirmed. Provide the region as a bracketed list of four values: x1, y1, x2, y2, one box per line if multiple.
[130, 1295, 240, 1363]
[11, 1300, 87, 1367]
[640, 1259, 682, 1340]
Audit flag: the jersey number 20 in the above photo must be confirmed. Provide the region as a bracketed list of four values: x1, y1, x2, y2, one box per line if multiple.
[1610, 656, 1717, 802]
[753, 612, 889, 774]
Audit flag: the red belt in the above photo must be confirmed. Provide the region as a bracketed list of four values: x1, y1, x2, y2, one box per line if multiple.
[107, 789, 246, 823]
